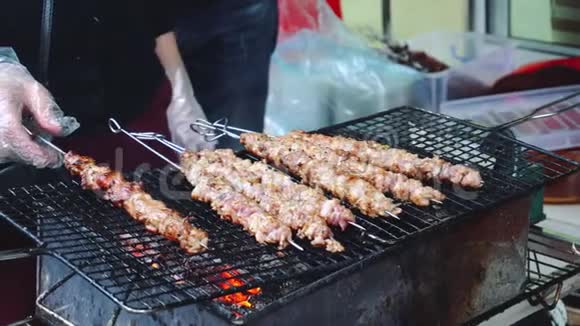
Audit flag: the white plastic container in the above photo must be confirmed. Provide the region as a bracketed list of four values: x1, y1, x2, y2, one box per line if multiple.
[440, 85, 580, 151]
[407, 32, 516, 111]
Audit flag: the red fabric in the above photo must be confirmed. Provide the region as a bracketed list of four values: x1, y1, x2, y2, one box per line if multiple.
[278, 0, 342, 38]
[511, 57, 580, 75]
[491, 57, 580, 94]
[326, 0, 342, 18]
[55, 80, 177, 172]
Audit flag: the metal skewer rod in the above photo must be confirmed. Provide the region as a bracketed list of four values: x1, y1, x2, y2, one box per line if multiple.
[367, 234, 388, 243]
[289, 240, 304, 251]
[384, 211, 400, 220]
[24, 127, 66, 155]
[431, 199, 443, 205]
[347, 221, 366, 231]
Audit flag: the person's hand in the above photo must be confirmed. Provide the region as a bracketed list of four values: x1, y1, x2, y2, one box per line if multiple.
[156, 32, 215, 152]
[166, 70, 216, 151]
[0, 62, 79, 168]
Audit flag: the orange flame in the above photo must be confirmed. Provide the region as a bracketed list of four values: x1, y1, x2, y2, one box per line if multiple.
[216, 271, 262, 308]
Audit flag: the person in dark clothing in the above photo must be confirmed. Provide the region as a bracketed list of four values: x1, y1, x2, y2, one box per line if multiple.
[0, 1, 278, 324]
[0, 0, 278, 162]
[175, 0, 278, 149]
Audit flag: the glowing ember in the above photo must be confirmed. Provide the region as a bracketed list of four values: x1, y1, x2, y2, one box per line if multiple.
[216, 271, 262, 308]
[246, 288, 261, 295]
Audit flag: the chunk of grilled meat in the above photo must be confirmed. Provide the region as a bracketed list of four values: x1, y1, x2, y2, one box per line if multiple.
[240, 133, 401, 218]
[288, 130, 483, 188]
[64, 152, 208, 254]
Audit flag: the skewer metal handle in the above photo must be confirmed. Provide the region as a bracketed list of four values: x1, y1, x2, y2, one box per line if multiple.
[108, 118, 181, 170]
[190, 118, 256, 141]
[129, 132, 185, 154]
[23, 127, 66, 155]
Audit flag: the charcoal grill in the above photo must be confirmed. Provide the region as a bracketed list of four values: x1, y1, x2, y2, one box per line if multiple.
[1, 107, 578, 324]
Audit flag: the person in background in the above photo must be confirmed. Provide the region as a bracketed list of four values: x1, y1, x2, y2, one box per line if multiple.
[176, 1, 279, 149]
[0, 1, 278, 324]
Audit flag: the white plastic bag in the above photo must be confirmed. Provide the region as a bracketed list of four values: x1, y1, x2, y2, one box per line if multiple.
[265, 1, 420, 135]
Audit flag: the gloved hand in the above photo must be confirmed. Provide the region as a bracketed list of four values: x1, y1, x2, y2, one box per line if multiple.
[166, 68, 216, 151]
[0, 62, 79, 168]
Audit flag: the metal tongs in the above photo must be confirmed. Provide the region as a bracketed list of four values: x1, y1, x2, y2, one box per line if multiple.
[486, 90, 580, 132]
[478, 89, 580, 173]
[190, 117, 255, 141]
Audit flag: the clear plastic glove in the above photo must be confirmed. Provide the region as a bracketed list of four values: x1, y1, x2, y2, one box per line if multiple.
[166, 69, 216, 151]
[0, 62, 79, 168]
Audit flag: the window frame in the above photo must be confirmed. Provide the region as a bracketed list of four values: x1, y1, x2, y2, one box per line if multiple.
[483, 0, 580, 56]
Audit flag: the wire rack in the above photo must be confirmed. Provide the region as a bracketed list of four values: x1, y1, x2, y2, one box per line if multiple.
[465, 227, 580, 325]
[0, 107, 578, 313]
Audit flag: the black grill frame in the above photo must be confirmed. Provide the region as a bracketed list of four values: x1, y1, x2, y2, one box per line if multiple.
[0, 107, 578, 314]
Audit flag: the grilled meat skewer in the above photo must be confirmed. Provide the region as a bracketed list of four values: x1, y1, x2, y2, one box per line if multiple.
[281, 134, 445, 206]
[181, 154, 293, 249]
[287, 130, 482, 188]
[183, 150, 345, 252]
[240, 133, 402, 218]
[64, 152, 208, 254]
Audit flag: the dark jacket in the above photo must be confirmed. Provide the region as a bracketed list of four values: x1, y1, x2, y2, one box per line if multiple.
[0, 1, 175, 134]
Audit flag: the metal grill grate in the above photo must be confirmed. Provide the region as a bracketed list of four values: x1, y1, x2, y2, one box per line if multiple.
[0, 107, 578, 313]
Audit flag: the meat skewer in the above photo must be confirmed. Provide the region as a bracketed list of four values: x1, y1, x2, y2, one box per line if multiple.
[64, 152, 209, 254]
[280, 133, 445, 206]
[240, 133, 402, 218]
[182, 150, 345, 252]
[286, 131, 482, 188]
